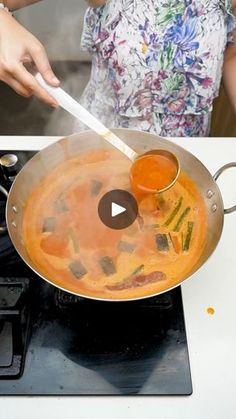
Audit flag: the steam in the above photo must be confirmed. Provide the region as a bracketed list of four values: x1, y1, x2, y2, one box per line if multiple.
[44, 63, 91, 136]
[14, 0, 91, 136]
[15, 0, 89, 61]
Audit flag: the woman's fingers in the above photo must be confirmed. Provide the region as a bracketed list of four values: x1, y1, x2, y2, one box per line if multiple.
[0, 12, 60, 106]
[4, 76, 32, 98]
[29, 42, 60, 86]
[8, 63, 59, 107]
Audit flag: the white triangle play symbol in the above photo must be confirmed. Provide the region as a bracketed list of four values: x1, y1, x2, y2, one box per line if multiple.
[111, 202, 126, 217]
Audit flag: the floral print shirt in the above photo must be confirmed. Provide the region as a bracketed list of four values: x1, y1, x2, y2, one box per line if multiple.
[80, 0, 236, 136]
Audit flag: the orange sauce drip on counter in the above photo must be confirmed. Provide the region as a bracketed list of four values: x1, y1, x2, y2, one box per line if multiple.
[207, 307, 215, 315]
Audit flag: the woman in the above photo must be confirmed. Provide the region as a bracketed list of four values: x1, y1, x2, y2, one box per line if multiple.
[0, 0, 236, 136]
[80, 0, 236, 136]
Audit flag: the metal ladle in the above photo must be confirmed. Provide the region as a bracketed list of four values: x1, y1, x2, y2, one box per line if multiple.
[35, 73, 180, 194]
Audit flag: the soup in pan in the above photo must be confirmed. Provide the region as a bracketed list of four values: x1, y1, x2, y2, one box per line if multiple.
[22, 148, 208, 300]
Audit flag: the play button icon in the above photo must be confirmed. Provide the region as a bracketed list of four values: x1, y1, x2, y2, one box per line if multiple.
[112, 202, 126, 217]
[98, 189, 138, 230]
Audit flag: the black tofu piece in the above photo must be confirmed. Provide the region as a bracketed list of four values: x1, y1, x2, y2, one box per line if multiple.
[42, 217, 56, 233]
[117, 241, 136, 254]
[99, 256, 116, 276]
[155, 234, 169, 251]
[54, 198, 68, 213]
[90, 180, 103, 196]
[69, 260, 87, 280]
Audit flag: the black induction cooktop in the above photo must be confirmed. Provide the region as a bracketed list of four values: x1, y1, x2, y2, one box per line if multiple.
[0, 150, 192, 396]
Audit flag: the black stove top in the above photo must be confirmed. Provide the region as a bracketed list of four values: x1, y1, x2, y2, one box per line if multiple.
[0, 150, 192, 396]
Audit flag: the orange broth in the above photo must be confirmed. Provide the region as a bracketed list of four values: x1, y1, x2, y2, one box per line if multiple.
[22, 148, 208, 300]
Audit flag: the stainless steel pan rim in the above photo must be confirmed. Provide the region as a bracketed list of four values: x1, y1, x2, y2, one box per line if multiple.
[1, 129, 236, 301]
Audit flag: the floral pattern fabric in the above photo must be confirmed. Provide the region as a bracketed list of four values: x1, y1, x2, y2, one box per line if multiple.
[80, 0, 236, 137]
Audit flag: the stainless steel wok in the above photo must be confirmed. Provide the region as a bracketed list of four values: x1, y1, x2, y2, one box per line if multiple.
[0, 129, 236, 301]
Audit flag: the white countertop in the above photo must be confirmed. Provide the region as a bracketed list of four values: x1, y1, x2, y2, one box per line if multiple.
[1, 136, 236, 419]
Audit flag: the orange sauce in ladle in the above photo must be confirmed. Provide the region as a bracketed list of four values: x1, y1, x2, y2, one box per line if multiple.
[130, 151, 180, 200]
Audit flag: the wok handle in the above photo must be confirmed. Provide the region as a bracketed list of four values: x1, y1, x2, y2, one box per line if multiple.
[0, 185, 8, 234]
[214, 163, 236, 214]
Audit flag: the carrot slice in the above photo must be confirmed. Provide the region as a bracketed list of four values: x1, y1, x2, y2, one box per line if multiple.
[169, 233, 181, 254]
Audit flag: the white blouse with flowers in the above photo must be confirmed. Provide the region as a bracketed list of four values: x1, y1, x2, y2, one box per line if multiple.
[79, 0, 236, 136]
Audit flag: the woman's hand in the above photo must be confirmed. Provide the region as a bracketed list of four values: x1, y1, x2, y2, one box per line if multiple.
[0, 9, 59, 107]
[87, 0, 106, 7]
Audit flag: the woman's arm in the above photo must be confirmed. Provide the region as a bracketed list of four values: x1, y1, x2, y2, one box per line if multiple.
[5, 1, 41, 10]
[0, 7, 59, 106]
[223, 3, 236, 113]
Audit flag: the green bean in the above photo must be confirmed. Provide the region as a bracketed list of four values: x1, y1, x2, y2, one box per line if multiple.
[164, 197, 183, 227]
[183, 221, 194, 251]
[173, 207, 191, 232]
[68, 227, 79, 253]
[131, 264, 145, 276]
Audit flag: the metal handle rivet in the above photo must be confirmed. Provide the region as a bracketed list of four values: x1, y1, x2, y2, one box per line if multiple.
[211, 204, 217, 212]
[11, 221, 17, 228]
[12, 205, 18, 213]
[207, 190, 214, 199]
